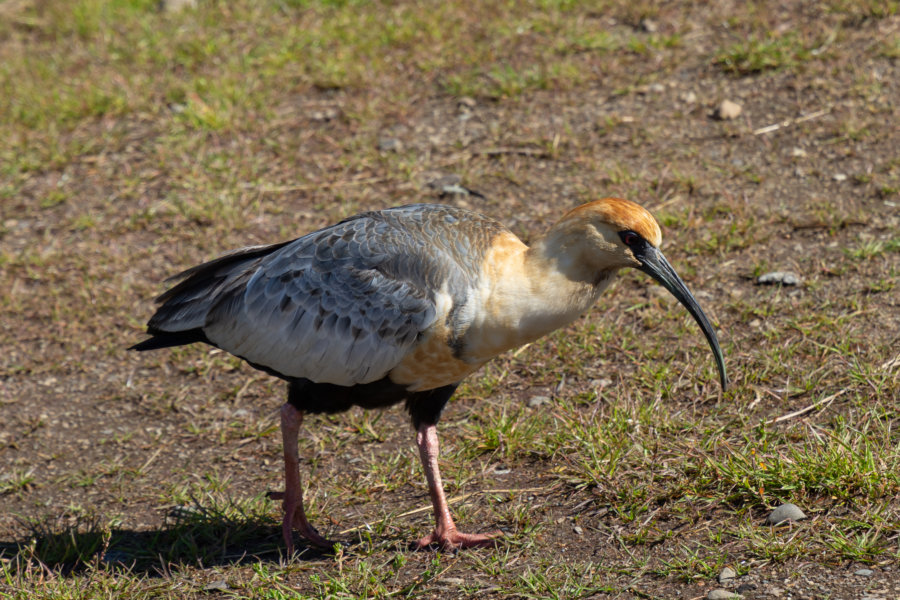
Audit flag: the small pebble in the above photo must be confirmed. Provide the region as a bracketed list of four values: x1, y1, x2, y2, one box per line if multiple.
[765, 503, 807, 525]
[203, 580, 229, 592]
[100, 550, 131, 565]
[426, 174, 461, 190]
[640, 18, 658, 33]
[680, 91, 698, 104]
[790, 147, 807, 158]
[377, 137, 402, 152]
[443, 183, 479, 197]
[169, 505, 203, 520]
[854, 568, 874, 577]
[714, 99, 742, 120]
[708, 590, 742, 600]
[309, 107, 340, 122]
[425, 174, 485, 199]
[718, 566, 737, 583]
[833, 173, 847, 182]
[573, 526, 584, 535]
[527, 395, 551, 408]
[757, 271, 801, 286]
[159, 0, 196, 11]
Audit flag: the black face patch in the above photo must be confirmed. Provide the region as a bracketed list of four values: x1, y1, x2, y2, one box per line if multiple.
[618, 229, 648, 251]
[617, 229, 653, 263]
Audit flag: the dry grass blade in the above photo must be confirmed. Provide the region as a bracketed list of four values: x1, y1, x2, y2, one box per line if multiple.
[762, 389, 847, 426]
[752, 107, 832, 135]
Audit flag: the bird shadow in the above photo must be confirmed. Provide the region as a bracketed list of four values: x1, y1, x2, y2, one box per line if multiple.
[0, 502, 335, 576]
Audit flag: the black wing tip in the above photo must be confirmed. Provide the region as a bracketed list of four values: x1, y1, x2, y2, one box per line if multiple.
[152, 240, 296, 304]
[128, 329, 209, 352]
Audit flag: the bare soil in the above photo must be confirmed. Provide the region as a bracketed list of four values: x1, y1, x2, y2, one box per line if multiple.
[1, 1, 899, 598]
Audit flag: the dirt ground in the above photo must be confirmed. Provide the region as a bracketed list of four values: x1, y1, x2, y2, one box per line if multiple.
[1, 1, 899, 598]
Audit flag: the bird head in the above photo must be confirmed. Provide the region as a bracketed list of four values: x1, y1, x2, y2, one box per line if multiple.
[549, 198, 728, 390]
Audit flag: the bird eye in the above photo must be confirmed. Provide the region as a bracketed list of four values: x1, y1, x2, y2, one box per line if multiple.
[620, 230, 641, 247]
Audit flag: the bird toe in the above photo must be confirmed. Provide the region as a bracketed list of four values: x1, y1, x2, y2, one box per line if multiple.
[415, 528, 502, 551]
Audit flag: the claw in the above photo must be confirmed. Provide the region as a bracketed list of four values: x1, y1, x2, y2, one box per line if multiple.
[413, 422, 503, 551]
[284, 495, 334, 551]
[415, 527, 502, 551]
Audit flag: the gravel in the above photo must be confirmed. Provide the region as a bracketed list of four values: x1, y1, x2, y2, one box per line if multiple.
[714, 99, 742, 120]
[757, 271, 802, 286]
[527, 395, 551, 408]
[766, 503, 807, 525]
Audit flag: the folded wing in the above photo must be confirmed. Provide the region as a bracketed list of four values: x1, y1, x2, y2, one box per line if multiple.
[141, 205, 503, 386]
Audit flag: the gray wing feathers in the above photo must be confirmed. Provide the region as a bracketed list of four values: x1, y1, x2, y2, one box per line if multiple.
[147, 242, 292, 332]
[203, 211, 448, 385]
[147, 204, 507, 386]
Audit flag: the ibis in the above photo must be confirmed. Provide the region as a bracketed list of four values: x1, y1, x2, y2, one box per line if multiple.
[131, 198, 727, 552]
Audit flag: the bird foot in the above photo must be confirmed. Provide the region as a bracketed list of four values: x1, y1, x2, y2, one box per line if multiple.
[267, 490, 335, 552]
[415, 527, 502, 551]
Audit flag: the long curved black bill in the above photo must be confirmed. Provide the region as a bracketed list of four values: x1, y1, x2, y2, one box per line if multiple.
[636, 247, 728, 390]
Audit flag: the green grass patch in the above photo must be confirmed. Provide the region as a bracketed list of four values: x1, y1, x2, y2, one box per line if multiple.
[714, 33, 819, 75]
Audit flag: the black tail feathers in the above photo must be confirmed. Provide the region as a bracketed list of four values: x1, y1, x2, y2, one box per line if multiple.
[128, 329, 210, 352]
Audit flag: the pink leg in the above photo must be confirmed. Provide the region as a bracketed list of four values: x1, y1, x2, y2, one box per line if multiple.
[268, 403, 333, 553]
[415, 422, 501, 550]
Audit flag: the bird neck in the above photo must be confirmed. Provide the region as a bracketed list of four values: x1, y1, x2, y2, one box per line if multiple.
[466, 230, 616, 362]
[528, 224, 617, 288]
[522, 232, 618, 316]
